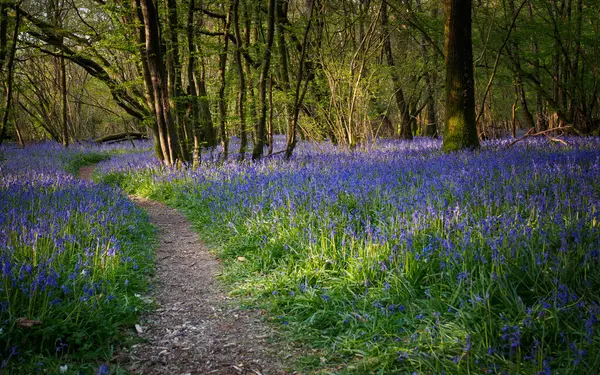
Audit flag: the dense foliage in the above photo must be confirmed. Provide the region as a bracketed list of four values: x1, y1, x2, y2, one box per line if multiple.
[2, 0, 599, 159]
[0, 142, 154, 374]
[97, 137, 600, 374]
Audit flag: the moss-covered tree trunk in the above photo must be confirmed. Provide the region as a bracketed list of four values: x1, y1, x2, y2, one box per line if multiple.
[442, 0, 479, 152]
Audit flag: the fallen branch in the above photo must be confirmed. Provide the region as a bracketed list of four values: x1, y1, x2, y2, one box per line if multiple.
[505, 126, 572, 148]
[544, 133, 568, 146]
[94, 132, 146, 143]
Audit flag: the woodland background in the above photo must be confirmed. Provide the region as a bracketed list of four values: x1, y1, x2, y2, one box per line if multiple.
[0, 0, 598, 159]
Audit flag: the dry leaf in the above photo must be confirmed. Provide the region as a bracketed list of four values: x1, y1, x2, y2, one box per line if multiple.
[16, 317, 43, 328]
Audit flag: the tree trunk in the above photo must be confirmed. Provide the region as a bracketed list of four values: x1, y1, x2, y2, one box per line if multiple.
[187, 0, 201, 167]
[506, 0, 535, 131]
[252, 0, 276, 160]
[0, 6, 19, 146]
[196, 54, 216, 148]
[165, 0, 188, 160]
[133, 0, 163, 160]
[516, 77, 535, 130]
[232, 0, 247, 160]
[420, 3, 438, 137]
[218, 5, 232, 160]
[442, 0, 479, 152]
[276, 0, 291, 149]
[243, 0, 257, 145]
[192, 1, 216, 149]
[60, 56, 69, 147]
[140, 0, 180, 166]
[268, 75, 274, 155]
[381, 1, 413, 140]
[285, 0, 314, 159]
[511, 85, 518, 137]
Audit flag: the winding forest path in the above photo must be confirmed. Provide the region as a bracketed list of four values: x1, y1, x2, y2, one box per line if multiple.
[79, 165, 289, 375]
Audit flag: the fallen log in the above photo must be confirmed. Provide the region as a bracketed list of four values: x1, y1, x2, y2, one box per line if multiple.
[94, 132, 146, 143]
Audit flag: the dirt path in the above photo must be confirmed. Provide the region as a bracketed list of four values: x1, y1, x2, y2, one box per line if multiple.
[79, 165, 290, 375]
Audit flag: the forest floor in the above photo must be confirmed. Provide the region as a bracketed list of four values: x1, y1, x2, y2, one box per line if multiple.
[78, 165, 292, 375]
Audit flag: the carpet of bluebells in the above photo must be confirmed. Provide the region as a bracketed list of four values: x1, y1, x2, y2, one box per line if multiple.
[97, 136, 600, 374]
[0, 142, 154, 374]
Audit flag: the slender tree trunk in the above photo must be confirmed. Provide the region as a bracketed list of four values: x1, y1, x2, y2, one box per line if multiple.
[13, 108, 23, 147]
[60, 56, 69, 147]
[285, 0, 314, 159]
[187, 0, 201, 167]
[252, 0, 276, 160]
[381, 1, 413, 140]
[192, 3, 216, 149]
[243, 0, 256, 143]
[511, 85, 518, 137]
[527, 0, 546, 131]
[165, 0, 188, 160]
[276, 0, 291, 148]
[516, 77, 535, 129]
[505, 0, 535, 131]
[420, 4, 438, 137]
[218, 6, 232, 160]
[571, 0, 583, 131]
[195, 54, 216, 147]
[232, 0, 247, 160]
[268, 75, 274, 155]
[442, 0, 479, 152]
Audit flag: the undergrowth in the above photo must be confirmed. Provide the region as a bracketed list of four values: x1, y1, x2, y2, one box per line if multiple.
[1, 141, 155, 375]
[96, 137, 600, 374]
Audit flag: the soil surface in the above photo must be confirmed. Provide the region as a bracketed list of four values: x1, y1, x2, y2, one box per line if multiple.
[79, 165, 291, 375]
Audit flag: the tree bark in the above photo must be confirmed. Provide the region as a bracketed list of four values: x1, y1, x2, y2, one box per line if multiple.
[252, 0, 276, 160]
[442, 0, 479, 152]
